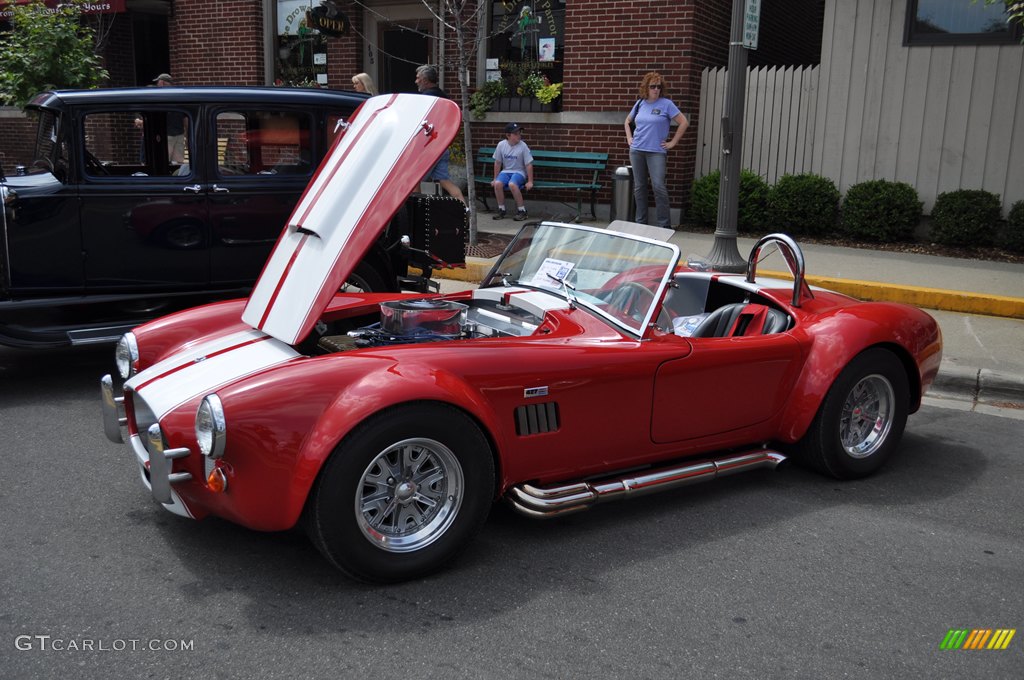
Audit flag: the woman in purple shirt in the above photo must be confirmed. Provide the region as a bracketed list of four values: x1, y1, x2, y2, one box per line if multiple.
[624, 71, 689, 228]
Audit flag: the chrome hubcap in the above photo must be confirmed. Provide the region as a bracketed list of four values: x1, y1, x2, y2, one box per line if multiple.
[355, 438, 463, 553]
[840, 374, 895, 458]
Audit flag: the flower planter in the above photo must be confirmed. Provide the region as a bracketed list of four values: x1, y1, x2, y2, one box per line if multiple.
[492, 96, 560, 113]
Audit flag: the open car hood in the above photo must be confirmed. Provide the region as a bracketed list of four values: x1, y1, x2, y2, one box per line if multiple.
[241, 93, 461, 345]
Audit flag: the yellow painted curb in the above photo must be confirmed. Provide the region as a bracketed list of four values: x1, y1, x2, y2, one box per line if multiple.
[428, 257, 493, 283]
[432, 262, 1024, 320]
[761, 269, 1024, 319]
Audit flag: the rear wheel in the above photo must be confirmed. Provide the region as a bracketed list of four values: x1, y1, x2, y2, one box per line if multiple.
[306, 403, 494, 583]
[795, 348, 909, 479]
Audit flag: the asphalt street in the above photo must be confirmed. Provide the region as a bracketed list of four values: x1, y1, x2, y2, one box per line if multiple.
[1, 339, 1022, 679]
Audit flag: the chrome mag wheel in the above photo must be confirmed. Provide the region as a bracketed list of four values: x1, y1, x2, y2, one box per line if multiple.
[840, 374, 895, 459]
[355, 438, 464, 553]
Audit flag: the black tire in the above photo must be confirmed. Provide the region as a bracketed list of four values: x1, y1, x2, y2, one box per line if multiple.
[305, 403, 494, 583]
[794, 348, 909, 479]
[341, 260, 388, 293]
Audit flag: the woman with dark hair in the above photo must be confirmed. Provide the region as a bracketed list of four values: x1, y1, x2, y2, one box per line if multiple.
[624, 71, 689, 228]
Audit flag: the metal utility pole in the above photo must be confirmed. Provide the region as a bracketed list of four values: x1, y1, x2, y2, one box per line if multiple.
[706, 0, 759, 273]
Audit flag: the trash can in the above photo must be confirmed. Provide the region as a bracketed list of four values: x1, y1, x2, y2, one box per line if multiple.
[610, 165, 635, 222]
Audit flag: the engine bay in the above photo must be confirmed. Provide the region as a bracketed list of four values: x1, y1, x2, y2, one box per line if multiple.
[312, 287, 561, 353]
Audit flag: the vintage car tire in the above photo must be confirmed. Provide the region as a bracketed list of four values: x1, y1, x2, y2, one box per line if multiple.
[342, 261, 387, 293]
[305, 403, 494, 583]
[795, 348, 909, 479]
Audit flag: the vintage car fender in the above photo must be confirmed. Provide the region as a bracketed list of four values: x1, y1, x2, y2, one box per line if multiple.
[187, 353, 506, 532]
[130, 298, 252, 364]
[295, 362, 507, 503]
[776, 301, 942, 443]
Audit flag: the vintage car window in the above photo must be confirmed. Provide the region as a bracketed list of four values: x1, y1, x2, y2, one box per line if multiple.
[24, 109, 67, 179]
[82, 110, 192, 179]
[215, 110, 314, 177]
[492, 222, 679, 337]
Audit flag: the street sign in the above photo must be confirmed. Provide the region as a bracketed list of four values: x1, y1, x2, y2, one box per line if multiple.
[743, 0, 760, 49]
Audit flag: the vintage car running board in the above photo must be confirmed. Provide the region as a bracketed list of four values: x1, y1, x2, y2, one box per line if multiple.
[506, 449, 787, 518]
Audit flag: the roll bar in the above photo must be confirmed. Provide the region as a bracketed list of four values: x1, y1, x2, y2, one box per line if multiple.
[745, 233, 814, 308]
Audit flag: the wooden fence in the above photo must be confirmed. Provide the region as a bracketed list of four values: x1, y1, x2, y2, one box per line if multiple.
[695, 65, 820, 183]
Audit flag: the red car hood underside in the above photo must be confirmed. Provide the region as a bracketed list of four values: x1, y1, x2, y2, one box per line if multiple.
[241, 93, 461, 345]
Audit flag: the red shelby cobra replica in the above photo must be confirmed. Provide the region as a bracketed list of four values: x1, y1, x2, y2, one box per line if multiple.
[101, 94, 943, 583]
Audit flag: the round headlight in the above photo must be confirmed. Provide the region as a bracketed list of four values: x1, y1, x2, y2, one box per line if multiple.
[114, 333, 139, 379]
[195, 394, 226, 459]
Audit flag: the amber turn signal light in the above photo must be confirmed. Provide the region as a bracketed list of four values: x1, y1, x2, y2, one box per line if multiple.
[207, 467, 228, 493]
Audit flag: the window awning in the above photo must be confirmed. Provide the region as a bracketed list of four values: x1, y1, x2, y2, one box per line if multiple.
[1, 0, 127, 18]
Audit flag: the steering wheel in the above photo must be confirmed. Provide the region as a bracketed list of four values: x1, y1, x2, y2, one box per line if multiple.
[606, 281, 655, 322]
[31, 158, 53, 173]
[84, 150, 109, 175]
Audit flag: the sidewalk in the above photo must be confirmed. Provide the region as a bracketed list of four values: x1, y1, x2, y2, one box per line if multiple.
[438, 217, 1024, 417]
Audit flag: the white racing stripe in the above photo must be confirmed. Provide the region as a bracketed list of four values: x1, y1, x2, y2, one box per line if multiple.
[242, 94, 452, 345]
[126, 329, 299, 419]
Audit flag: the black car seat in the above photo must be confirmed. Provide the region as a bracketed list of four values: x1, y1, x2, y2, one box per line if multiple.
[691, 302, 790, 338]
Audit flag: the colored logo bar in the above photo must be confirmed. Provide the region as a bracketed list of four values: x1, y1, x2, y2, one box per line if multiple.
[941, 628, 1016, 650]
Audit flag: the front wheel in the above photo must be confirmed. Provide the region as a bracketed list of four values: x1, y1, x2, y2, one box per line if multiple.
[305, 403, 494, 583]
[794, 348, 909, 479]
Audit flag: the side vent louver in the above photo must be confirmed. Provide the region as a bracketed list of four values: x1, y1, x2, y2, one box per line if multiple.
[515, 402, 560, 436]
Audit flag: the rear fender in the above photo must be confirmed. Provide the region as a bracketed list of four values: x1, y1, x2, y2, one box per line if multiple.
[777, 304, 941, 442]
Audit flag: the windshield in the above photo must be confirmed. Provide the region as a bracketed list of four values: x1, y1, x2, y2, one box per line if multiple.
[23, 109, 64, 177]
[484, 222, 679, 336]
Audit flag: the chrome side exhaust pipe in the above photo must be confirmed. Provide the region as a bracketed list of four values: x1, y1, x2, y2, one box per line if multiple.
[506, 449, 786, 518]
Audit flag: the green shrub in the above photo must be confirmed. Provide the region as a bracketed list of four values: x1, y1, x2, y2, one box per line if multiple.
[841, 179, 922, 242]
[767, 173, 840, 236]
[929, 189, 1002, 247]
[689, 169, 769, 232]
[0, 0, 108, 107]
[1001, 200, 1024, 252]
[468, 79, 506, 120]
[689, 171, 720, 227]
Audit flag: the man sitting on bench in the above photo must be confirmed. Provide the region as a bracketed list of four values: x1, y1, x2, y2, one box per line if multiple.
[491, 122, 535, 221]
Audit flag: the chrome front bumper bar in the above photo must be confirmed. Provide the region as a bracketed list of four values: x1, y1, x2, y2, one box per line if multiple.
[100, 374, 126, 443]
[100, 374, 193, 505]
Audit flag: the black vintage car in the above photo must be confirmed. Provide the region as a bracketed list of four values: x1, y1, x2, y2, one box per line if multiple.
[0, 87, 465, 349]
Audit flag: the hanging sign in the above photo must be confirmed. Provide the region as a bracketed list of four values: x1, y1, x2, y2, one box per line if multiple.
[306, 1, 349, 37]
[1, 0, 125, 20]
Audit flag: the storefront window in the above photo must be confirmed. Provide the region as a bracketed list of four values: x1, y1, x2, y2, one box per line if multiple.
[487, 1, 564, 90]
[274, 0, 328, 86]
[904, 0, 1022, 45]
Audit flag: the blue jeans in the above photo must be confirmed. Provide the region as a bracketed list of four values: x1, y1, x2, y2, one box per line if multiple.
[629, 149, 670, 228]
[424, 148, 451, 181]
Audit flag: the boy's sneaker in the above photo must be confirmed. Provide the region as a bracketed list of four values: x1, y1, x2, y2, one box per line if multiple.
[492, 207, 507, 220]
[513, 208, 528, 221]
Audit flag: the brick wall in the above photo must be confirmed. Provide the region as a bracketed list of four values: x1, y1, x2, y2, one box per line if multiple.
[464, 0, 740, 216]
[170, 0, 264, 85]
[101, 14, 136, 87]
[0, 113, 36, 174]
[325, 2, 363, 89]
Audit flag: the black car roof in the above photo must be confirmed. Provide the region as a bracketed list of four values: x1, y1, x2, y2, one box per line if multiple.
[26, 86, 371, 111]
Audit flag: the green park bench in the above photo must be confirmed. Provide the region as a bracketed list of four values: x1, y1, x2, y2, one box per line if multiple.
[475, 147, 608, 222]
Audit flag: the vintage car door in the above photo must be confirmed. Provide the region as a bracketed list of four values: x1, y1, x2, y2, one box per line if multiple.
[205, 105, 338, 287]
[650, 332, 804, 443]
[77, 104, 210, 291]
